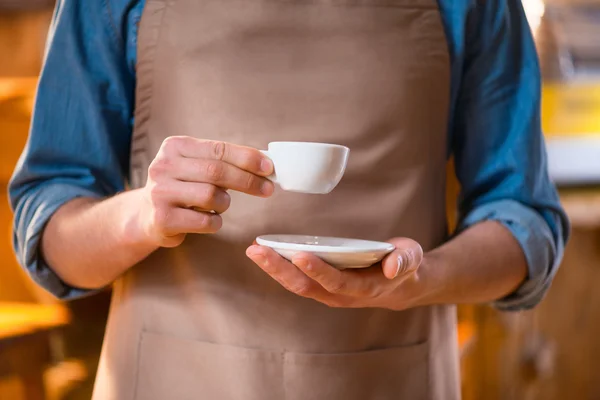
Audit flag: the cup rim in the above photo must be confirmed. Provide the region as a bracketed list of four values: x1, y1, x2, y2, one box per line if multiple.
[268, 141, 349, 151]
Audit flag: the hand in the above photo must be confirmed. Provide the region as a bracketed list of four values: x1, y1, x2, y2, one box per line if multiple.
[246, 238, 425, 310]
[137, 137, 274, 247]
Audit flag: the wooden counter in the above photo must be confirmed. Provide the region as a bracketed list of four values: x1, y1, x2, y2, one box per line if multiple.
[0, 302, 70, 400]
[0, 77, 36, 182]
[0, 302, 70, 340]
[559, 187, 600, 229]
[458, 186, 600, 400]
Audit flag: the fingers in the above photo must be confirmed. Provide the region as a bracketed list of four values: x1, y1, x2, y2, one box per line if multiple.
[150, 180, 231, 214]
[246, 239, 425, 310]
[148, 180, 231, 214]
[246, 245, 335, 301]
[143, 137, 274, 246]
[381, 238, 423, 280]
[161, 137, 273, 176]
[292, 253, 382, 297]
[141, 183, 224, 247]
[150, 207, 223, 239]
[247, 245, 382, 304]
[172, 157, 274, 197]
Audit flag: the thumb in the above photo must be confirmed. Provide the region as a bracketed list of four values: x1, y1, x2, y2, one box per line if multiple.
[381, 238, 423, 280]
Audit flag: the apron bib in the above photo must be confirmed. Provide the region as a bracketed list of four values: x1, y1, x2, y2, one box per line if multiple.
[93, 0, 458, 399]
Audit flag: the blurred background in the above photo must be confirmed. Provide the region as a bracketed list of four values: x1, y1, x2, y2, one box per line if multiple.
[0, 0, 599, 399]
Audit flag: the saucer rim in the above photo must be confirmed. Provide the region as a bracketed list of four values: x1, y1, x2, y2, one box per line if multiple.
[256, 235, 396, 254]
[267, 141, 349, 152]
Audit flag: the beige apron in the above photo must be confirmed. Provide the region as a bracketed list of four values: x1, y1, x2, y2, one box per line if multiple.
[92, 0, 456, 399]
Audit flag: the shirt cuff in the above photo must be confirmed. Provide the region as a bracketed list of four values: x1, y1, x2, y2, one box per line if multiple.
[12, 183, 104, 300]
[457, 199, 565, 311]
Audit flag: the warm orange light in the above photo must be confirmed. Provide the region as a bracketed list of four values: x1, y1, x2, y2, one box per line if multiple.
[0, 302, 71, 339]
[0, 77, 37, 115]
[0, 77, 37, 99]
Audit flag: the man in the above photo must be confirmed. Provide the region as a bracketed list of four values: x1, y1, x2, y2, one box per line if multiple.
[10, 0, 568, 399]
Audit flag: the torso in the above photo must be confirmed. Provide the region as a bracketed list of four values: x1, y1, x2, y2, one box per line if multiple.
[93, 1, 459, 399]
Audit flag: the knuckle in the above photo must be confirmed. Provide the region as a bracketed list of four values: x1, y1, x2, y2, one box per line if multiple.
[190, 159, 204, 177]
[244, 173, 259, 191]
[196, 213, 211, 230]
[292, 280, 313, 296]
[205, 161, 224, 181]
[161, 136, 182, 153]
[151, 207, 170, 233]
[148, 182, 167, 202]
[147, 164, 159, 181]
[196, 213, 222, 232]
[240, 149, 260, 170]
[210, 141, 227, 161]
[365, 283, 382, 299]
[329, 278, 347, 294]
[200, 184, 218, 204]
[147, 157, 170, 181]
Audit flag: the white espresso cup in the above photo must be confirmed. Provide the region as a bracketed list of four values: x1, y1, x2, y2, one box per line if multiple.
[260, 142, 350, 194]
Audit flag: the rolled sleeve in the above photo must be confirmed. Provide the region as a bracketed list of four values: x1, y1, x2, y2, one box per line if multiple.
[12, 184, 103, 299]
[8, 0, 136, 299]
[459, 200, 566, 311]
[452, 0, 570, 311]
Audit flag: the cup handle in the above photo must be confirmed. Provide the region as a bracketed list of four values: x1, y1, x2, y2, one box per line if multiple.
[260, 150, 278, 184]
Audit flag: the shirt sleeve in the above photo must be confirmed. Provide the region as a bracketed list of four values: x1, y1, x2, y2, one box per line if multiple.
[8, 0, 137, 299]
[452, 0, 570, 311]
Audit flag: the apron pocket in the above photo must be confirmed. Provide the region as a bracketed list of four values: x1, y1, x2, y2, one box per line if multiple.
[135, 331, 429, 400]
[284, 342, 430, 400]
[268, 0, 438, 8]
[135, 332, 285, 400]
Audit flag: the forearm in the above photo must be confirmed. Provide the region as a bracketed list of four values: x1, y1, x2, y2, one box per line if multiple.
[41, 189, 157, 290]
[416, 220, 528, 306]
[39, 138, 274, 292]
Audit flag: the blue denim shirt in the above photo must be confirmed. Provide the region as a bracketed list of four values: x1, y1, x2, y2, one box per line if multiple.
[9, 0, 569, 310]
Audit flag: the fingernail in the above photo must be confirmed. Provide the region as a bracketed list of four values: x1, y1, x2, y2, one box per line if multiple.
[394, 255, 404, 278]
[261, 158, 273, 174]
[261, 181, 274, 195]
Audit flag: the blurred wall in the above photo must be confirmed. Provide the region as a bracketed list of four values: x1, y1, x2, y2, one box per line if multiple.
[0, 8, 54, 303]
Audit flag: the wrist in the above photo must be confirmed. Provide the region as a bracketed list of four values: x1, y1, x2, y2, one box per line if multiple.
[120, 189, 157, 249]
[405, 252, 446, 308]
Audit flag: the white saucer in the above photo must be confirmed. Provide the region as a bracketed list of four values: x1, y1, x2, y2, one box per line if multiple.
[256, 235, 395, 269]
